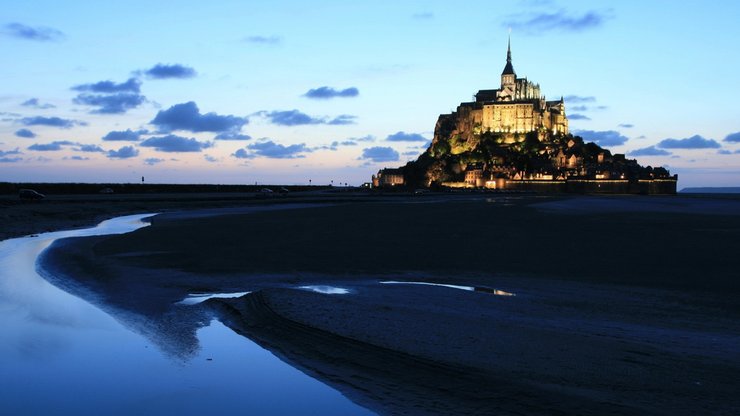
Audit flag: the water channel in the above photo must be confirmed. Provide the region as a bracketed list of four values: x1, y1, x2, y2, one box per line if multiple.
[0, 214, 373, 415]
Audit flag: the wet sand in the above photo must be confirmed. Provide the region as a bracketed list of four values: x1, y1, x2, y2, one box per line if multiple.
[37, 194, 740, 415]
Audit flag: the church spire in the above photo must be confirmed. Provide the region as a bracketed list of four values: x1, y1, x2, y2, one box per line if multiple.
[501, 35, 515, 76]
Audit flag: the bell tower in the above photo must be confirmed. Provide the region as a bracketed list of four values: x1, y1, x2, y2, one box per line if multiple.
[499, 36, 516, 100]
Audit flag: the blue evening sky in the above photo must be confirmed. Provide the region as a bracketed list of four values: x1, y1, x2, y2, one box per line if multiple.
[1, 0, 739, 188]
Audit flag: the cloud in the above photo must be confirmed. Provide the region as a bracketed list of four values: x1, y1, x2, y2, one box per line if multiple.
[20, 116, 85, 128]
[504, 10, 609, 34]
[214, 132, 252, 141]
[67, 155, 89, 161]
[258, 109, 356, 126]
[151, 101, 247, 133]
[102, 129, 147, 141]
[574, 129, 628, 146]
[73, 92, 146, 114]
[570, 105, 588, 112]
[21, 98, 55, 109]
[244, 35, 281, 44]
[144, 158, 164, 165]
[327, 114, 357, 125]
[627, 146, 672, 156]
[3, 23, 64, 41]
[107, 146, 139, 159]
[564, 95, 596, 103]
[72, 78, 141, 93]
[360, 146, 400, 162]
[143, 63, 196, 79]
[724, 132, 740, 143]
[0, 157, 22, 163]
[76, 144, 104, 153]
[657, 135, 721, 149]
[386, 131, 428, 142]
[27, 141, 76, 151]
[204, 154, 218, 163]
[304, 86, 359, 99]
[718, 149, 732, 155]
[0, 148, 22, 157]
[140, 134, 213, 152]
[241, 140, 312, 159]
[15, 128, 36, 138]
[568, 114, 591, 120]
[402, 150, 421, 156]
[232, 148, 251, 159]
[259, 110, 321, 126]
[412, 12, 434, 19]
[618, 123, 634, 128]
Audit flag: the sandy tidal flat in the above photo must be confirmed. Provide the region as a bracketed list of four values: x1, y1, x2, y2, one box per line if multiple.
[37, 194, 740, 415]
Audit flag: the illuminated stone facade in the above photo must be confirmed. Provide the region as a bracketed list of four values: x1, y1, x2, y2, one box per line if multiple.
[435, 39, 568, 147]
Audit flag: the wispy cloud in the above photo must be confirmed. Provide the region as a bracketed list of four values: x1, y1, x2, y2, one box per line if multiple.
[0, 148, 22, 157]
[102, 129, 148, 141]
[574, 129, 628, 146]
[386, 131, 428, 142]
[504, 10, 610, 34]
[257, 109, 357, 126]
[214, 132, 252, 141]
[568, 114, 591, 120]
[20, 116, 85, 128]
[21, 98, 55, 109]
[412, 12, 434, 19]
[244, 35, 281, 45]
[564, 95, 596, 103]
[618, 123, 634, 128]
[75, 144, 104, 153]
[142, 63, 196, 79]
[27, 140, 76, 151]
[74, 92, 146, 114]
[304, 86, 359, 99]
[72, 78, 141, 93]
[234, 140, 312, 159]
[627, 146, 671, 156]
[3, 22, 64, 42]
[657, 135, 721, 149]
[144, 157, 164, 165]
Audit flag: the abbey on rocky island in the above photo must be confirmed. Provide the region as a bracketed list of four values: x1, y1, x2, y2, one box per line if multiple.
[372, 38, 677, 195]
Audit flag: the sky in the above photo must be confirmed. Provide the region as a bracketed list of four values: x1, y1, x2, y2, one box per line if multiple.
[1, 0, 739, 188]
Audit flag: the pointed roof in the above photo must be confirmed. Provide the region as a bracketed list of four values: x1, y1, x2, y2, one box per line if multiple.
[501, 36, 515, 76]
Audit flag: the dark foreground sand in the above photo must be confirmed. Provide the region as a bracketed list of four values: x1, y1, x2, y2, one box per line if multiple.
[37, 194, 740, 415]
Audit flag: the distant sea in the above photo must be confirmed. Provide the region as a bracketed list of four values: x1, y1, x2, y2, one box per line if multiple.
[680, 187, 740, 193]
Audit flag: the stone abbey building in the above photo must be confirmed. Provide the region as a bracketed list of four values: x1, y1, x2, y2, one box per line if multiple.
[374, 39, 677, 194]
[462, 38, 569, 140]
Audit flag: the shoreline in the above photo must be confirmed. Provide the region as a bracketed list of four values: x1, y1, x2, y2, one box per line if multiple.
[33, 194, 740, 414]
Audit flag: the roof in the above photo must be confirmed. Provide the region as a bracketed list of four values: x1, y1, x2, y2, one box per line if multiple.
[501, 37, 515, 75]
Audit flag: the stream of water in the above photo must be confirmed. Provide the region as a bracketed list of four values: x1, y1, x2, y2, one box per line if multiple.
[0, 214, 373, 415]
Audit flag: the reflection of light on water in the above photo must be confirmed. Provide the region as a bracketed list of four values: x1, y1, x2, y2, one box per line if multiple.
[380, 281, 515, 296]
[176, 292, 251, 305]
[297, 285, 350, 295]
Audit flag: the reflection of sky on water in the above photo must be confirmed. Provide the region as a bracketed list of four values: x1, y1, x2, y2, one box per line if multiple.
[176, 291, 251, 305]
[380, 280, 515, 296]
[298, 285, 351, 295]
[0, 215, 374, 416]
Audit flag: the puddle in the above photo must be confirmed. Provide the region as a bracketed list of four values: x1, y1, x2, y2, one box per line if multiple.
[297, 285, 350, 295]
[379, 281, 515, 296]
[176, 292, 251, 305]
